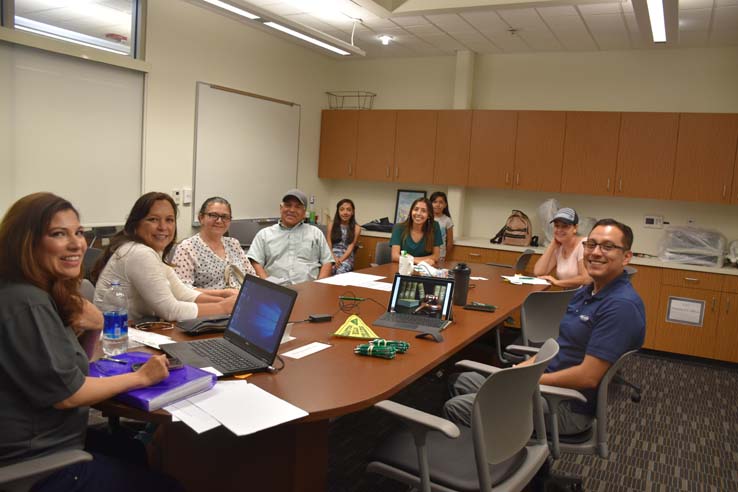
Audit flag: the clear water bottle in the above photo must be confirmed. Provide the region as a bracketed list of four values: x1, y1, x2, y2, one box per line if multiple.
[102, 281, 128, 356]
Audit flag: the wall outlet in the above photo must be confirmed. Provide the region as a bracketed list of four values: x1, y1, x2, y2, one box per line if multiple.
[643, 215, 664, 229]
[171, 188, 182, 205]
[687, 218, 697, 225]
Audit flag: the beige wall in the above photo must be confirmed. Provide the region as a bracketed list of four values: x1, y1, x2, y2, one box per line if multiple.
[144, 0, 338, 236]
[325, 47, 738, 254]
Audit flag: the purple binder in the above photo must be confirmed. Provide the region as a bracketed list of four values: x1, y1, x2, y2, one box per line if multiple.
[89, 351, 217, 411]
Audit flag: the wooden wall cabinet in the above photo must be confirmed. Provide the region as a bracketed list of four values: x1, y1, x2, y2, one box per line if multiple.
[449, 245, 496, 264]
[355, 110, 397, 182]
[714, 292, 738, 363]
[433, 110, 472, 186]
[467, 110, 518, 189]
[628, 265, 662, 349]
[733, 143, 738, 205]
[561, 112, 621, 196]
[615, 112, 678, 200]
[394, 110, 438, 183]
[671, 113, 738, 204]
[318, 110, 358, 179]
[513, 111, 566, 192]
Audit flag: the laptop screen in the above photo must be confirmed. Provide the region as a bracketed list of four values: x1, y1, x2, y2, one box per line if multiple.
[387, 274, 454, 321]
[225, 275, 297, 355]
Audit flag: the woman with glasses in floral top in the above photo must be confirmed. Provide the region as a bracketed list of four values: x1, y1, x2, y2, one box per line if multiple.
[173, 197, 256, 290]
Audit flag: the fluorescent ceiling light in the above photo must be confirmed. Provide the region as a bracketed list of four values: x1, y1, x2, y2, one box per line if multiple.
[15, 17, 130, 55]
[264, 21, 351, 56]
[646, 0, 666, 43]
[202, 0, 260, 20]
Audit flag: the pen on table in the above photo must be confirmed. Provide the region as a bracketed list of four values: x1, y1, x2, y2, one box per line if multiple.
[101, 356, 127, 364]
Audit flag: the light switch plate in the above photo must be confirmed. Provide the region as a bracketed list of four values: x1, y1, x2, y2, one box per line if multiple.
[643, 215, 664, 229]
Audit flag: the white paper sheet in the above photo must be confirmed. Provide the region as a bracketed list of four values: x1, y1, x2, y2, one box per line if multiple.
[128, 328, 173, 350]
[501, 275, 551, 285]
[164, 400, 221, 434]
[281, 342, 331, 359]
[188, 381, 308, 436]
[355, 280, 393, 292]
[316, 272, 385, 286]
[470, 276, 488, 281]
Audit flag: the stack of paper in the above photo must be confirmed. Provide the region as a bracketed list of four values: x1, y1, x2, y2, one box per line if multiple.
[165, 380, 308, 436]
[316, 272, 387, 290]
[501, 274, 551, 285]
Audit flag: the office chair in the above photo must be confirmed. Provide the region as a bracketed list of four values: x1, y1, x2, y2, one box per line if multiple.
[613, 266, 642, 403]
[496, 289, 577, 366]
[366, 339, 560, 492]
[486, 248, 535, 274]
[80, 279, 95, 302]
[82, 247, 103, 283]
[372, 241, 392, 266]
[0, 449, 92, 492]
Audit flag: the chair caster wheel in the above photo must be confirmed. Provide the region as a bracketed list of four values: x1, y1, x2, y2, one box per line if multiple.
[631, 393, 641, 403]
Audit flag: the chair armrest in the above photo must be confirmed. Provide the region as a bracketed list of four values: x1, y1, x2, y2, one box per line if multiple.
[539, 385, 588, 403]
[454, 360, 502, 375]
[374, 400, 460, 439]
[505, 345, 540, 356]
[0, 449, 92, 484]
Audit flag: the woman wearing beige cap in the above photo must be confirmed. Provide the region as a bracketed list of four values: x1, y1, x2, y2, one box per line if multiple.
[534, 207, 591, 287]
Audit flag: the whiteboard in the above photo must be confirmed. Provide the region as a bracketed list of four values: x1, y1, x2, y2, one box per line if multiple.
[193, 83, 300, 223]
[0, 42, 143, 226]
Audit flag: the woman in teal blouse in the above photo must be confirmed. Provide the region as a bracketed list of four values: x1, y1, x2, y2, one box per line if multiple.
[390, 197, 443, 266]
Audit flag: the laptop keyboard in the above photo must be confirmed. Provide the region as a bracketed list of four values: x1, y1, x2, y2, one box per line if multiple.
[382, 312, 448, 329]
[189, 338, 262, 372]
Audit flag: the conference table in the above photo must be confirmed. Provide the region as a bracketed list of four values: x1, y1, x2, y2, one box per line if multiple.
[96, 261, 546, 492]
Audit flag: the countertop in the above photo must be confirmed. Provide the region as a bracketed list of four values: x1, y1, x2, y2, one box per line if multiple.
[360, 230, 738, 277]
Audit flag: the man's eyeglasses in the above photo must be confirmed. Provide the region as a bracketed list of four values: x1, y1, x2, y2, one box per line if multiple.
[204, 212, 232, 222]
[582, 240, 627, 253]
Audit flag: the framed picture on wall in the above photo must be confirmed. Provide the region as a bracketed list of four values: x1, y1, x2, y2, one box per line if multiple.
[394, 190, 427, 224]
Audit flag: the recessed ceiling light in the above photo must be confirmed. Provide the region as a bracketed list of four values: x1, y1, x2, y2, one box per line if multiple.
[378, 35, 393, 45]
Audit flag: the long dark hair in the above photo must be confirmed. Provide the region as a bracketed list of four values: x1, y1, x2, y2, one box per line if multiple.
[401, 198, 435, 253]
[429, 191, 451, 218]
[330, 198, 356, 245]
[91, 192, 178, 283]
[0, 192, 85, 325]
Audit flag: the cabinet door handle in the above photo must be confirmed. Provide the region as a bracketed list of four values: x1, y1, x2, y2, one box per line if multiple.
[516, 173, 520, 185]
[505, 172, 510, 184]
[684, 277, 699, 283]
[606, 178, 610, 192]
[469, 253, 481, 258]
[385, 166, 390, 178]
[618, 178, 623, 192]
[727, 298, 731, 314]
[348, 163, 352, 176]
[723, 184, 727, 198]
[712, 297, 716, 312]
[395, 167, 399, 178]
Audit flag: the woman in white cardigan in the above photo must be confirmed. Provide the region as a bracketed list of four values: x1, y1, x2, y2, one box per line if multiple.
[92, 192, 235, 322]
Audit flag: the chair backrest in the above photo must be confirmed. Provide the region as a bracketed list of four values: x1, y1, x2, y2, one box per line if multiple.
[520, 289, 578, 345]
[471, 339, 559, 489]
[80, 279, 95, 302]
[374, 241, 392, 266]
[514, 249, 535, 274]
[83, 247, 103, 282]
[624, 265, 638, 277]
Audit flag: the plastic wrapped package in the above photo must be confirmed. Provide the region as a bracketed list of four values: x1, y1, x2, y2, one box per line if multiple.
[658, 226, 726, 267]
[537, 198, 560, 246]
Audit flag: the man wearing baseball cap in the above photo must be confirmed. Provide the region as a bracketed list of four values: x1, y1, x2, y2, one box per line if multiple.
[247, 189, 333, 284]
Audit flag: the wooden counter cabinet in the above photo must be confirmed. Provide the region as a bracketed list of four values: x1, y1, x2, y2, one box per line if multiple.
[354, 235, 382, 270]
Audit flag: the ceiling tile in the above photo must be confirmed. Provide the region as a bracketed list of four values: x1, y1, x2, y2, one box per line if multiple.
[591, 31, 632, 49]
[556, 33, 599, 50]
[713, 5, 738, 27]
[680, 0, 715, 9]
[537, 5, 579, 18]
[519, 31, 563, 50]
[678, 30, 710, 46]
[460, 10, 510, 32]
[584, 13, 628, 33]
[404, 24, 443, 35]
[709, 29, 738, 44]
[424, 13, 473, 33]
[497, 8, 548, 29]
[284, 13, 336, 31]
[263, 2, 304, 16]
[451, 30, 490, 43]
[360, 18, 397, 29]
[485, 31, 532, 52]
[391, 15, 431, 26]
[716, 0, 738, 6]
[679, 9, 713, 31]
[578, 3, 624, 15]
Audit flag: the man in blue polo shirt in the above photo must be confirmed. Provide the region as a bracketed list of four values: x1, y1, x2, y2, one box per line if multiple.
[444, 218, 645, 435]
